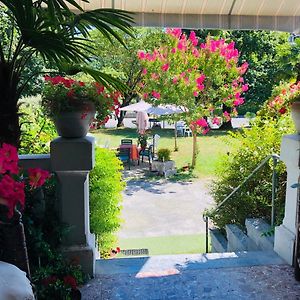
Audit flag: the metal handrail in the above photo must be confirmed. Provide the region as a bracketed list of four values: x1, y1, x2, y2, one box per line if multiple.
[203, 153, 280, 253]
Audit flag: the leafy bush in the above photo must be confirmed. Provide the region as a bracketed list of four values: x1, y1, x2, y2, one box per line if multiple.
[157, 148, 171, 162]
[89, 148, 125, 256]
[209, 114, 294, 230]
[19, 98, 56, 154]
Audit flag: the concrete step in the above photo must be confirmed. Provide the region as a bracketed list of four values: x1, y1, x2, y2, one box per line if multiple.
[210, 228, 227, 252]
[245, 218, 274, 251]
[226, 224, 257, 251]
[95, 251, 285, 275]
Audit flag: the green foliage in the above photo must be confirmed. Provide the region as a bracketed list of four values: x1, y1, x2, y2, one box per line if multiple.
[137, 134, 148, 148]
[157, 148, 171, 162]
[89, 148, 125, 256]
[209, 114, 294, 230]
[23, 177, 85, 299]
[32, 256, 85, 300]
[19, 97, 56, 154]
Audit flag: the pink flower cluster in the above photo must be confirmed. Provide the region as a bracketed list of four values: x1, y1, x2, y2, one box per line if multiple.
[138, 28, 249, 133]
[0, 144, 50, 218]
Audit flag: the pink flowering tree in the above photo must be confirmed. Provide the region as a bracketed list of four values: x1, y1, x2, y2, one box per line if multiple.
[138, 28, 249, 168]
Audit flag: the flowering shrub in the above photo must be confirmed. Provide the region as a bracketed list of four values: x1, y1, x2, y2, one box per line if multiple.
[138, 29, 248, 167]
[42, 76, 121, 124]
[264, 81, 300, 118]
[138, 29, 248, 133]
[0, 143, 50, 219]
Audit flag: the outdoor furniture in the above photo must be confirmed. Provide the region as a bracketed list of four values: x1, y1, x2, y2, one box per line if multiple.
[119, 144, 139, 162]
[149, 118, 161, 128]
[121, 139, 133, 145]
[116, 148, 131, 169]
[183, 127, 192, 137]
[139, 145, 153, 165]
[152, 134, 160, 156]
[176, 121, 185, 136]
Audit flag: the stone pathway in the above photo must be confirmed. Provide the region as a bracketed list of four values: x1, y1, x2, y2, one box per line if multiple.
[118, 166, 213, 239]
[81, 264, 300, 299]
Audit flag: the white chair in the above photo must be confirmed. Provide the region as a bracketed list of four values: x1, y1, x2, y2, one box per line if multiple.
[176, 121, 185, 136]
[183, 127, 192, 137]
[152, 134, 160, 156]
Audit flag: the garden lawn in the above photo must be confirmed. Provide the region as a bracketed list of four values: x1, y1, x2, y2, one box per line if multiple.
[91, 127, 238, 178]
[118, 234, 210, 256]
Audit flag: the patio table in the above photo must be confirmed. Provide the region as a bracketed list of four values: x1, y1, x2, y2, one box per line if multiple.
[119, 144, 139, 161]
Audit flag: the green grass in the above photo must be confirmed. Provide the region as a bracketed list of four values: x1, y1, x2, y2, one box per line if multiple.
[91, 127, 239, 178]
[118, 234, 210, 256]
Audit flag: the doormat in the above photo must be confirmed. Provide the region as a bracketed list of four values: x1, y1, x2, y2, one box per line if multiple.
[120, 248, 149, 256]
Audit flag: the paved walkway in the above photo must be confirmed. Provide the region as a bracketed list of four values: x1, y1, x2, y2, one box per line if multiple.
[81, 263, 300, 299]
[118, 169, 213, 239]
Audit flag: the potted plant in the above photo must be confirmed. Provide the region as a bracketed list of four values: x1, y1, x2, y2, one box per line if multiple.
[266, 81, 300, 132]
[152, 148, 176, 177]
[289, 82, 300, 133]
[42, 76, 121, 138]
[137, 134, 148, 150]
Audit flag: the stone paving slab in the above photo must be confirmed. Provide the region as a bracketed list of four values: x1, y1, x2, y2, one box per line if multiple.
[118, 178, 213, 239]
[81, 264, 300, 300]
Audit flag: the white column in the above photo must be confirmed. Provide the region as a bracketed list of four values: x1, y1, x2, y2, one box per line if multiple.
[274, 134, 300, 264]
[50, 136, 96, 276]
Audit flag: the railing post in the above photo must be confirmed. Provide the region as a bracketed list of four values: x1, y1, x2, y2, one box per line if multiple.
[271, 156, 278, 227]
[205, 216, 209, 253]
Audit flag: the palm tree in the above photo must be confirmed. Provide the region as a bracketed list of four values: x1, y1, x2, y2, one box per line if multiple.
[0, 0, 133, 146]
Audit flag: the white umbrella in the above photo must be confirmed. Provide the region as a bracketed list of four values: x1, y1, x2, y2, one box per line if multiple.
[120, 100, 152, 112]
[147, 105, 185, 116]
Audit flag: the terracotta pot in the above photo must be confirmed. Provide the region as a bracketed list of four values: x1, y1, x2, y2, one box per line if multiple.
[291, 102, 300, 134]
[53, 101, 96, 138]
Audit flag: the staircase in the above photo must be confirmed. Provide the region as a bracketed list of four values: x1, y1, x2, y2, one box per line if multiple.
[210, 218, 276, 253]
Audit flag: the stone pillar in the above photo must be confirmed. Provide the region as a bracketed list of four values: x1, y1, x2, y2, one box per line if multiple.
[274, 134, 300, 264]
[50, 136, 96, 276]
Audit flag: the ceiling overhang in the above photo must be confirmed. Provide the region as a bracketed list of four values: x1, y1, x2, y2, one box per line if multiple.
[78, 0, 300, 33]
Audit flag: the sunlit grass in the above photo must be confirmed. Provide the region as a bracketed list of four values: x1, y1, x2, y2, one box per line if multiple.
[91, 127, 239, 178]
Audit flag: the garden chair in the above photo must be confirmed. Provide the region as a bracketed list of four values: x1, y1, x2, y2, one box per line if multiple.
[176, 121, 185, 136]
[183, 127, 192, 137]
[139, 145, 153, 165]
[121, 139, 133, 145]
[116, 148, 131, 169]
[152, 134, 160, 157]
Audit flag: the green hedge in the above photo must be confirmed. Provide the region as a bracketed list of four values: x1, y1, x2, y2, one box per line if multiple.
[89, 148, 125, 255]
[209, 115, 294, 231]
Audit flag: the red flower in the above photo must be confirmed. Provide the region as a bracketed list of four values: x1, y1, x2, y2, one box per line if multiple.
[28, 168, 50, 189]
[42, 276, 57, 286]
[279, 107, 287, 115]
[63, 275, 77, 289]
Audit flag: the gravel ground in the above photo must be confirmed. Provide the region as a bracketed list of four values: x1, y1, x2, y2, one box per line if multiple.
[81, 264, 300, 300]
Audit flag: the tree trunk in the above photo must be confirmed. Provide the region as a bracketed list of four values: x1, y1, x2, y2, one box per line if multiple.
[191, 130, 198, 168]
[116, 93, 137, 128]
[117, 111, 126, 127]
[219, 104, 233, 130]
[0, 63, 21, 147]
[174, 122, 178, 151]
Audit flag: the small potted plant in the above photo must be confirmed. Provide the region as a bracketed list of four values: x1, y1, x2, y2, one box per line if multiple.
[137, 134, 148, 151]
[42, 76, 121, 138]
[152, 148, 176, 177]
[266, 81, 300, 132]
[289, 82, 300, 133]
